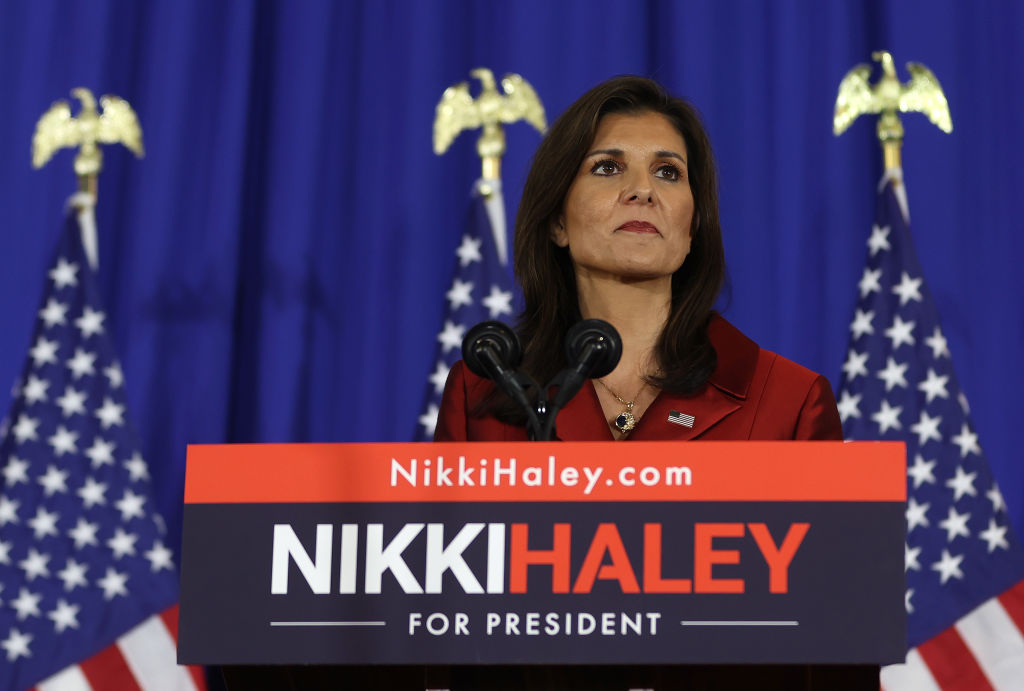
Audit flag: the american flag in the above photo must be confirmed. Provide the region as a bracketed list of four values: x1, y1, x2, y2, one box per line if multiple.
[0, 211, 204, 690]
[837, 172, 1024, 689]
[415, 179, 516, 440]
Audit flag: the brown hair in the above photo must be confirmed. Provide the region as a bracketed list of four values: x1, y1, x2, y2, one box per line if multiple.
[493, 76, 725, 420]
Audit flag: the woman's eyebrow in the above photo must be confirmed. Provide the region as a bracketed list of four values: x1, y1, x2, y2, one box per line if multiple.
[584, 148, 623, 158]
[584, 147, 687, 166]
[656, 150, 687, 165]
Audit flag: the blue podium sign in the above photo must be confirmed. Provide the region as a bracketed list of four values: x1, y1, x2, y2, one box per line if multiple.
[178, 441, 906, 665]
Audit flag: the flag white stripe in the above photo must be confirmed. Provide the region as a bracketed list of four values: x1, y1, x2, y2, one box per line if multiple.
[37, 664, 93, 691]
[880, 648, 941, 691]
[956, 597, 1024, 689]
[117, 614, 199, 691]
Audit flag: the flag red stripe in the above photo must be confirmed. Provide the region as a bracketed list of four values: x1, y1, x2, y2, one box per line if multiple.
[79, 642, 143, 691]
[917, 626, 993, 691]
[187, 663, 208, 690]
[159, 604, 207, 690]
[160, 604, 180, 638]
[997, 578, 1024, 633]
[159, 604, 208, 690]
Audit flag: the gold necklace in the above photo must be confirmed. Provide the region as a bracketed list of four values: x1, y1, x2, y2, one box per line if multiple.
[596, 379, 646, 434]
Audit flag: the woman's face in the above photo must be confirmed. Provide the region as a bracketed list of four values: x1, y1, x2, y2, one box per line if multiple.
[553, 111, 694, 282]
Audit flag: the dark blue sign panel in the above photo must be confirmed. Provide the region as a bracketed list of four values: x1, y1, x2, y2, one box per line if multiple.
[180, 501, 904, 664]
[179, 442, 906, 665]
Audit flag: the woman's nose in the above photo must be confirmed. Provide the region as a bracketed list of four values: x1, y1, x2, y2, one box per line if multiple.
[622, 172, 654, 204]
[624, 185, 654, 204]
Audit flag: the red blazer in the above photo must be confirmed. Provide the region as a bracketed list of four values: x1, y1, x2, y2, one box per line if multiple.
[435, 315, 842, 442]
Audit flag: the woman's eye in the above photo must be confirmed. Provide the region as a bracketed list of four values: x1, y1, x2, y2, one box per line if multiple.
[591, 160, 620, 176]
[655, 164, 681, 181]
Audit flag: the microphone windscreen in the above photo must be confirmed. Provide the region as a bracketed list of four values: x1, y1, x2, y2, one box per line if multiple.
[565, 319, 621, 378]
[461, 320, 522, 380]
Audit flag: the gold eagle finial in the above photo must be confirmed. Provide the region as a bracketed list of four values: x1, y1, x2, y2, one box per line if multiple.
[433, 68, 547, 181]
[834, 52, 952, 169]
[32, 88, 144, 194]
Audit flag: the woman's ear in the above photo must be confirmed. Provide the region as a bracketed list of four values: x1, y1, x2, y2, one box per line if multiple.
[551, 218, 569, 247]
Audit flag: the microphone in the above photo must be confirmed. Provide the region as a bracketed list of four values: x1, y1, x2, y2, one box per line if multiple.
[564, 319, 622, 381]
[544, 320, 622, 432]
[460, 319, 622, 442]
[461, 321, 522, 382]
[461, 322, 543, 437]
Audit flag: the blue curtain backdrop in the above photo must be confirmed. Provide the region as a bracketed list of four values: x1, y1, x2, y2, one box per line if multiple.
[1, 0, 1021, 558]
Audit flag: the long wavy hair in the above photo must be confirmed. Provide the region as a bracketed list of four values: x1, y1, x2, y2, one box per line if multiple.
[488, 76, 726, 422]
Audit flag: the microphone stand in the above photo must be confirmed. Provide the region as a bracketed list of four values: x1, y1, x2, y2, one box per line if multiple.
[462, 320, 621, 442]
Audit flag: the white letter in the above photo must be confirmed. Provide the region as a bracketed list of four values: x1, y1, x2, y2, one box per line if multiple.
[427, 613, 449, 635]
[339, 524, 358, 593]
[523, 466, 542, 486]
[646, 612, 661, 634]
[458, 456, 475, 485]
[640, 467, 660, 486]
[494, 457, 516, 486]
[426, 523, 485, 593]
[365, 524, 424, 594]
[271, 524, 332, 594]
[622, 613, 642, 635]
[665, 466, 692, 486]
[486, 612, 500, 634]
[560, 467, 579, 486]
[487, 523, 506, 593]
[409, 612, 422, 634]
[583, 467, 603, 495]
[436, 456, 453, 486]
[619, 467, 636, 486]
[391, 458, 416, 487]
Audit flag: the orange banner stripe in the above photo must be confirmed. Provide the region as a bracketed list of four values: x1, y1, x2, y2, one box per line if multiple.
[184, 441, 905, 504]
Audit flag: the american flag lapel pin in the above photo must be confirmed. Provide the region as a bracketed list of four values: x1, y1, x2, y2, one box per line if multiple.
[667, 410, 695, 428]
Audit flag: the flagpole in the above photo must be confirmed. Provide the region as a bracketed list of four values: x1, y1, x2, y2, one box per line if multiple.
[65, 192, 99, 270]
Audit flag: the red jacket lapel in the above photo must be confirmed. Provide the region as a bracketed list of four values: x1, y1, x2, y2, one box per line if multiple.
[631, 315, 761, 441]
[485, 314, 761, 442]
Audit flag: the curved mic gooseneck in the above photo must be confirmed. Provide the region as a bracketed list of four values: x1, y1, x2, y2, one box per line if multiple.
[461, 321, 544, 439]
[460, 319, 623, 441]
[539, 319, 622, 440]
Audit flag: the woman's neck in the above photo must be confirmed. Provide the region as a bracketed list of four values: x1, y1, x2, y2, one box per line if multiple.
[575, 272, 671, 382]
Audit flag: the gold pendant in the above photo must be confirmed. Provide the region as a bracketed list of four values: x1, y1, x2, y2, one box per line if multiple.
[614, 411, 636, 433]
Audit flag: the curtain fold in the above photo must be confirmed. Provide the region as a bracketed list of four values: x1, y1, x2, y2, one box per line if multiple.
[0, 0, 1019, 557]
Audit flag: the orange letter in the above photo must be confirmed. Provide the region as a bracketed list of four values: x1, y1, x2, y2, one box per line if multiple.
[694, 523, 745, 593]
[572, 523, 640, 593]
[509, 523, 571, 593]
[747, 522, 809, 593]
[643, 523, 691, 593]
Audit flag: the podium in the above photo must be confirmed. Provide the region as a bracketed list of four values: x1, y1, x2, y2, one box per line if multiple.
[178, 441, 905, 689]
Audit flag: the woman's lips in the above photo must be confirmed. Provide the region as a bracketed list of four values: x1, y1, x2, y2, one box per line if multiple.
[617, 220, 659, 234]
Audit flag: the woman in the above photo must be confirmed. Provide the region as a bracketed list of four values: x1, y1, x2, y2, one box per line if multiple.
[435, 75, 841, 444]
[432, 76, 875, 690]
